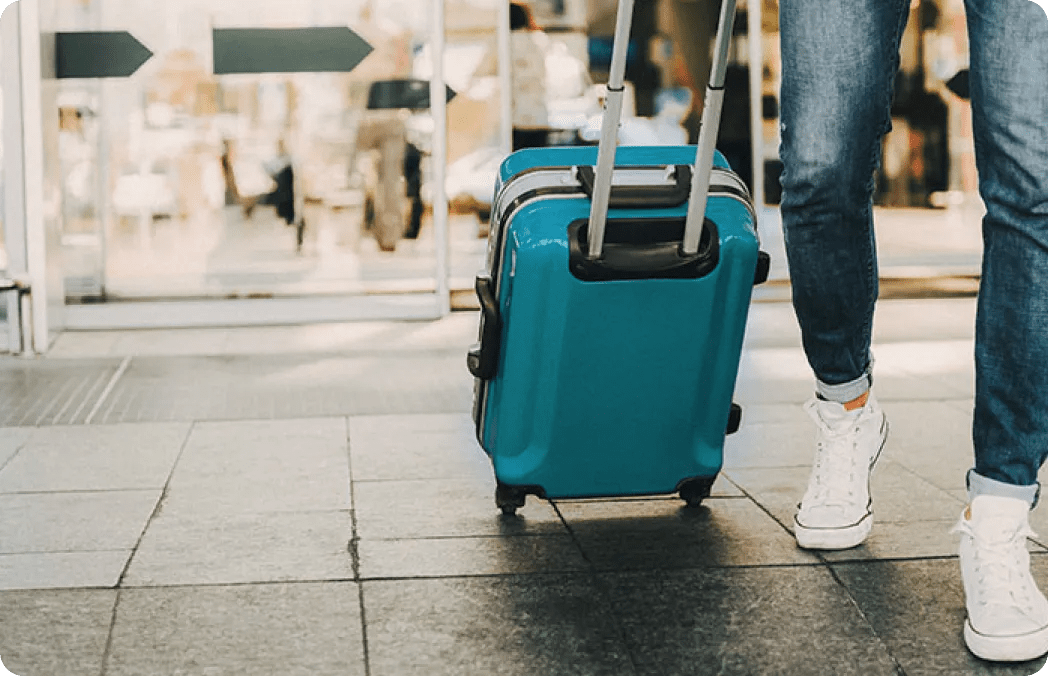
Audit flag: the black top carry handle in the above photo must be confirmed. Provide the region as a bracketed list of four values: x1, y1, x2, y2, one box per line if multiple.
[575, 165, 692, 210]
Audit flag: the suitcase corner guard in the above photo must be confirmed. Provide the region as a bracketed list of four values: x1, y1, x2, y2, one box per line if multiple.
[467, 275, 501, 380]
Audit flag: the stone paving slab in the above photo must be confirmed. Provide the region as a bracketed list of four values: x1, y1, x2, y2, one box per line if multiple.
[348, 414, 493, 483]
[601, 566, 903, 676]
[0, 423, 188, 493]
[0, 551, 131, 590]
[362, 574, 634, 676]
[722, 416, 813, 470]
[358, 534, 589, 579]
[831, 557, 1048, 676]
[352, 477, 565, 541]
[0, 490, 160, 555]
[0, 589, 117, 676]
[558, 497, 819, 571]
[122, 510, 354, 587]
[161, 419, 351, 516]
[105, 583, 366, 676]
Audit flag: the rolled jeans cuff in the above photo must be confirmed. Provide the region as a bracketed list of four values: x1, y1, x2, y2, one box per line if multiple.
[816, 368, 873, 405]
[967, 469, 1040, 508]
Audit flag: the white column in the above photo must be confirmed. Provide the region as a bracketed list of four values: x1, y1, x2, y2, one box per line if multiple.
[430, 0, 450, 315]
[496, 0, 512, 156]
[2, 4, 27, 281]
[2, 0, 53, 354]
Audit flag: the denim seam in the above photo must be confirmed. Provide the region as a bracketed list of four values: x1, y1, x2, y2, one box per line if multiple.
[853, 0, 910, 378]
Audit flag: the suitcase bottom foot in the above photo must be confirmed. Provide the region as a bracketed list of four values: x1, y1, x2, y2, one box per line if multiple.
[678, 475, 717, 508]
[495, 482, 529, 515]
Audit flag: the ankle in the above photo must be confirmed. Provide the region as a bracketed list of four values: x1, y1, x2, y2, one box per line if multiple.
[843, 391, 870, 412]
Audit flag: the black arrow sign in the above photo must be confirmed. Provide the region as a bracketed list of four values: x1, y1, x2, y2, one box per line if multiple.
[366, 79, 457, 111]
[945, 69, 970, 101]
[213, 27, 373, 75]
[56, 32, 154, 79]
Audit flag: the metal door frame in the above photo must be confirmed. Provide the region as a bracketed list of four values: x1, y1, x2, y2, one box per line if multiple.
[2, 0, 58, 354]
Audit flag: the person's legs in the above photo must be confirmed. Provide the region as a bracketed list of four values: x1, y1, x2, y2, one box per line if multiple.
[954, 0, 1048, 661]
[966, 0, 1048, 503]
[779, 0, 909, 395]
[778, 0, 908, 549]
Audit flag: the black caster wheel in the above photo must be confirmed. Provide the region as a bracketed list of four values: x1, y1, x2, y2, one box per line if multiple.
[679, 476, 716, 508]
[495, 483, 527, 515]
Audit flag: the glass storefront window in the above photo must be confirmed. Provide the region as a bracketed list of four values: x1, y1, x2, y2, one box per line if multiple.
[45, 0, 461, 304]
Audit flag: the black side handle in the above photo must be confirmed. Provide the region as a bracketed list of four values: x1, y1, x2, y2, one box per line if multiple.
[754, 251, 770, 286]
[467, 276, 501, 380]
[576, 165, 693, 210]
[727, 403, 742, 435]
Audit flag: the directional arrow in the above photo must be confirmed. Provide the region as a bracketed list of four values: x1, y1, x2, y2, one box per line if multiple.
[366, 79, 457, 111]
[945, 69, 970, 101]
[213, 27, 373, 75]
[56, 31, 153, 79]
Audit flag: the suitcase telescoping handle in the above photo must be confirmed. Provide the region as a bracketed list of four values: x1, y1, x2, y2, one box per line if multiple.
[586, 0, 738, 259]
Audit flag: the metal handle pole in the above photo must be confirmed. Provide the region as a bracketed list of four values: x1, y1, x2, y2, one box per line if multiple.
[586, 0, 635, 259]
[682, 0, 738, 256]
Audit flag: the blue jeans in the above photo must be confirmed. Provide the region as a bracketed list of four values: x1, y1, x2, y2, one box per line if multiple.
[779, 0, 1048, 502]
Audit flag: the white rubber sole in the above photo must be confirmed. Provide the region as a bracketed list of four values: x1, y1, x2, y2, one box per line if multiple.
[964, 619, 1048, 662]
[794, 513, 873, 550]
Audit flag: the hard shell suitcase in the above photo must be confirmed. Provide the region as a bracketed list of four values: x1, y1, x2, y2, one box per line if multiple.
[467, 0, 769, 514]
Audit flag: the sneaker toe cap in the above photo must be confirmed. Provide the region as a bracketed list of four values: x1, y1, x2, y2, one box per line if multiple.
[970, 604, 1048, 640]
[796, 505, 866, 529]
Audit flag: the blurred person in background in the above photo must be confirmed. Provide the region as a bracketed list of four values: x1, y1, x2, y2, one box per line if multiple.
[508, 2, 552, 150]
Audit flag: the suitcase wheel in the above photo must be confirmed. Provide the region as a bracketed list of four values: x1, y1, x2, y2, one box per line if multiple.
[678, 476, 716, 508]
[495, 482, 528, 515]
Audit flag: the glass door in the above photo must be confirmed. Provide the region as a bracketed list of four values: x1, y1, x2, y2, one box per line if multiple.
[46, 0, 450, 323]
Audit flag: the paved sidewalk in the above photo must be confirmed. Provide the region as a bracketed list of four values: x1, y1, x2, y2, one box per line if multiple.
[2, 299, 1047, 675]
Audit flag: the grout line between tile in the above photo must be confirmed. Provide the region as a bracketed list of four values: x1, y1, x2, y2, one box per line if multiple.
[823, 564, 910, 675]
[114, 420, 194, 588]
[346, 415, 372, 676]
[550, 500, 642, 676]
[0, 433, 29, 476]
[96, 584, 122, 676]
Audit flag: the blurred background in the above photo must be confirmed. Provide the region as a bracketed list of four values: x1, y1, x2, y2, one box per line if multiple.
[1, 0, 982, 349]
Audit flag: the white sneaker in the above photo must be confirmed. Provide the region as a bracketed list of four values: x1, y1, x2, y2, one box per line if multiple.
[794, 394, 888, 550]
[954, 495, 1048, 662]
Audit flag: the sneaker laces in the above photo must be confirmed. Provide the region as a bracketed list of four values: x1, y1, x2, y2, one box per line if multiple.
[803, 400, 867, 509]
[954, 516, 1040, 614]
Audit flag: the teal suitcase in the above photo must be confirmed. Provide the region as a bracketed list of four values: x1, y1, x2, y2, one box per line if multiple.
[468, 145, 768, 513]
[467, 0, 767, 513]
